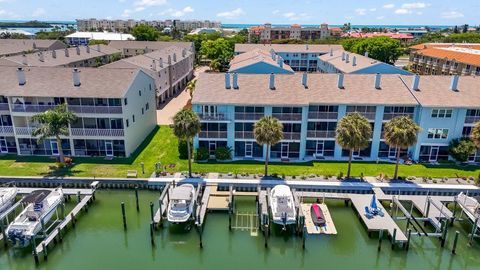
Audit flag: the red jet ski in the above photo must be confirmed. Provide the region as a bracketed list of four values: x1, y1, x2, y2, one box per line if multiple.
[311, 203, 326, 226]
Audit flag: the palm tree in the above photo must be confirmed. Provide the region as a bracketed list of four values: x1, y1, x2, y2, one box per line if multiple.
[471, 121, 480, 148]
[31, 103, 77, 164]
[186, 79, 196, 98]
[335, 112, 372, 178]
[173, 109, 201, 178]
[254, 116, 283, 176]
[383, 116, 421, 179]
[209, 59, 221, 72]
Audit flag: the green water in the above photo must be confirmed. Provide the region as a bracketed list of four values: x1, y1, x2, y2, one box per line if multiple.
[1, 190, 479, 270]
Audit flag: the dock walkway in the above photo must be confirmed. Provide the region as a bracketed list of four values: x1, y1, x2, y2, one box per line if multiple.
[300, 203, 337, 235]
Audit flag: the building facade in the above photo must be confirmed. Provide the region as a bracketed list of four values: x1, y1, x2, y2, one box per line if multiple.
[192, 73, 480, 163]
[0, 67, 157, 158]
[409, 43, 480, 76]
[65, 32, 135, 46]
[108, 41, 194, 57]
[76, 18, 221, 32]
[248, 23, 340, 43]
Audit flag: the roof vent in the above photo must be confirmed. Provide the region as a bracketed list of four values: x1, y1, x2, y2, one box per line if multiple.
[352, 56, 356, 66]
[73, 68, 81, 87]
[182, 49, 186, 57]
[151, 59, 157, 71]
[17, 67, 26, 85]
[159, 57, 164, 68]
[21, 54, 27, 65]
[52, 50, 57, 59]
[411, 74, 420, 91]
[345, 53, 350, 63]
[225, 73, 231, 89]
[329, 48, 333, 56]
[302, 72, 308, 89]
[364, 51, 369, 58]
[38, 51, 44, 62]
[450, 75, 459, 91]
[341, 51, 346, 61]
[233, 73, 239, 89]
[269, 73, 275, 90]
[173, 53, 177, 62]
[32, 42, 37, 49]
[337, 73, 344, 89]
[97, 44, 101, 52]
[76, 46, 81, 55]
[86, 45, 90, 53]
[168, 55, 172, 65]
[374, 73, 381, 89]
[64, 48, 69, 57]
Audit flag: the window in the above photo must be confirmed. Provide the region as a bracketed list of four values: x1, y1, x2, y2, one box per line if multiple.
[146, 103, 149, 110]
[124, 98, 128, 106]
[142, 108, 144, 115]
[132, 115, 135, 123]
[431, 109, 452, 118]
[149, 84, 152, 91]
[138, 90, 142, 96]
[427, 128, 449, 139]
[126, 119, 129, 127]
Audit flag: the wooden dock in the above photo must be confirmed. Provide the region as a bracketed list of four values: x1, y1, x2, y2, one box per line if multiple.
[195, 185, 212, 226]
[300, 203, 337, 235]
[153, 183, 171, 225]
[349, 194, 407, 243]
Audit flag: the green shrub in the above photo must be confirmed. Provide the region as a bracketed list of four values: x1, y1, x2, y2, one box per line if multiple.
[448, 138, 476, 162]
[195, 147, 209, 161]
[178, 140, 193, 159]
[215, 146, 232, 160]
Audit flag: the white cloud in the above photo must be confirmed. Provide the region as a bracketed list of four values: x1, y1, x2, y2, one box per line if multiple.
[369, 8, 377, 12]
[160, 6, 194, 17]
[272, 9, 280, 15]
[134, 0, 168, 7]
[217, 8, 244, 19]
[355, 8, 367, 16]
[376, 16, 385, 20]
[135, 6, 145, 12]
[32, 8, 46, 17]
[283, 12, 312, 21]
[395, 8, 410, 14]
[121, 9, 132, 17]
[441, 11, 464, 19]
[0, 9, 18, 18]
[402, 2, 428, 9]
[383, 4, 395, 9]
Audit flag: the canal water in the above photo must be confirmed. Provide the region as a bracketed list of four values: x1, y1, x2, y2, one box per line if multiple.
[1, 190, 479, 270]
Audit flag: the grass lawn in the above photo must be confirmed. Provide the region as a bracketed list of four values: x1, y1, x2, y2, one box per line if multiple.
[1, 125, 480, 179]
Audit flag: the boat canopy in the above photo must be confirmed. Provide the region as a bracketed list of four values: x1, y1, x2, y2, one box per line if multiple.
[170, 185, 194, 201]
[23, 190, 51, 204]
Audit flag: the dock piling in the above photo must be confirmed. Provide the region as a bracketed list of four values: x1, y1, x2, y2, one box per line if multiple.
[406, 229, 411, 251]
[150, 221, 155, 246]
[452, 231, 459, 255]
[392, 228, 397, 250]
[42, 242, 47, 261]
[71, 212, 75, 228]
[121, 202, 127, 230]
[441, 220, 448, 247]
[0, 222, 7, 247]
[135, 186, 140, 212]
[378, 230, 383, 251]
[150, 202, 154, 223]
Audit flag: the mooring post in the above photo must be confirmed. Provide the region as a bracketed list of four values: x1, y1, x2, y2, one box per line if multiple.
[378, 230, 383, 251]
[451, 199, 457, 226]
[42, 242, 48, 261]
[121, 202, 127, 230]
[32, 237, 39, 265]
[71, 212, 75, 228]
[150, 202, 154, 223]
[135, 186, 140, 212]
[425, 197, 431, 217]
[392, 228, 397, 250]
[302, 226, 306, 250]
[264, 224, 269, 248]
[0, 221, 7, 247]
[406, 229, 412, 252]
[469, 217, 478, 245]
[57, 227, 62, 243]
[441, 220, 448, 247]
[158, 198, 163, 226]
[452, 231, 460, 255]
[150, 221, 155, 246]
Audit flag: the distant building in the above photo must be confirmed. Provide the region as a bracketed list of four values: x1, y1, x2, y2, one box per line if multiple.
[248, 23, 339, 42]
[173, 20, 222, 31]
[409, 43, 480, 76]
[108, 40, 194, 57]
[0, 29, 35, 38]
[76, 18, 221, 32]
[229, 49, 294, 74]
[65, 32, 135, 46]
[188, 28, 221, 35]
[318, 50, 412, 75]
[0, 39, 67, 57]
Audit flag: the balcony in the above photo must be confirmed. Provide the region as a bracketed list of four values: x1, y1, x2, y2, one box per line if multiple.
[462, 68, 471, 75]
[11, 104, 58, 113]
[306, 130, 336, 138]
[0, 126, 14, 136]
[235, 131, 254, 139]
[68, 105, 123, 114]
[15, 127, 37, 136]
[70, 128, 124, 137]
[197, 113, 229, 122]
[198, 131, 228, 139]
[282, 132, 301, 140]
[234, 112, 264, 121]
[308, 111, 338, 120]
[442, 64, 450, 71]
[383, 113, 414, 121]
[465, 116, 480, 124]
[413, 58, 419, 63]
[272, 113, 303, 121]
[347, 112, 376, 121]
[0, 103, 9, 112]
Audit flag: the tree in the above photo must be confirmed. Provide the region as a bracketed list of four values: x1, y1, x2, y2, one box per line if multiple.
[131, 24, 159, 41]
[199, 38, 234, 66]
[31, 104, 77, 164]
[254, 116, 283, 176]
[173, 109, 201, 178]
[186, 79, 196, 98]
[453, 25, 459, 33]
[449, 138, 476, 163]
[463, 24, 469, 33]
[471, 121, 480, 148]
[383, 116, 421, 179]
[335, 113, 372, 178]
[209, 59, 221, 71]
[342, 36, 404, 64]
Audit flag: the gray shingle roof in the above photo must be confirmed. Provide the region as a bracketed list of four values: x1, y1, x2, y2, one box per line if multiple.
[108, 40, 193, 51]
[0, 39, 67, 57]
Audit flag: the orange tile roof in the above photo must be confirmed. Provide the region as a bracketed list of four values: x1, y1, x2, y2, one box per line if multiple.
[410, 43, 480, 50]
[415, 47, 480, 66]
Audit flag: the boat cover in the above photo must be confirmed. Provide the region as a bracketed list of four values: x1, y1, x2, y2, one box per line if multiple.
[170, 185, 194, 201]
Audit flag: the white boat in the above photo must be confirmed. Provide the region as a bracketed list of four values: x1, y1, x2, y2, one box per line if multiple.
[167, 184, 196, 223]
[269, 185, 297, 226]
[7, 188, 64, 247]
[0, 187, 17, 214]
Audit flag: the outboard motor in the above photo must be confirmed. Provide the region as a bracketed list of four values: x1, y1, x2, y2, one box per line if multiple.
[281, 212, 287, 231]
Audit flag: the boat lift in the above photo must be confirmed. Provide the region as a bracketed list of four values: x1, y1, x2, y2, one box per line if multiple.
[453, 192, 480, 245]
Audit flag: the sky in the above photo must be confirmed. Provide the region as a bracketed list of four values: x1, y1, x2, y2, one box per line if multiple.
[0, 0, 479, 25]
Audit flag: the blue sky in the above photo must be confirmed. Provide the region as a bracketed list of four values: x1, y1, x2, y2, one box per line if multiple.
[0, 0, 478, 25]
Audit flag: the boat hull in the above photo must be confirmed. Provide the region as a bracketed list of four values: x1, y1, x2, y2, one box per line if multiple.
[0, 187, 17, 214]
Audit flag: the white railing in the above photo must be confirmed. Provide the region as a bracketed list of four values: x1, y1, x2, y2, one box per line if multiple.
[465, 116, 480, 124]
[197, 113, 229, 121]
[306, 130, 336, 138]
[383, 113, 414, 120]
[68, 105, 123, 114]
[0, 103, 9, 111]
[234, 113, 264, 121]
[0, 126, 14, 135]
[70, 128, 124, 137]
[235, 131, 254, 139]
[308, 112, 338, 120]
[15, 127, 37, 136]
[198, 131, 228, 138]
[282, 132, 301, 140]
[10, 104, 57, 113]
[272, 113, 303, 121]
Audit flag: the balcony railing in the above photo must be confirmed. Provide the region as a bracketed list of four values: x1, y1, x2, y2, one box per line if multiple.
[308, 111, 338, 120]
[235, 131, 254, 139]
[0, 103, 9, 111]
[282, 132, 301, 140]
[383, 113, 414, 121]
[347, 112, 376, 120]
[465, 116, 480, 124]
[70, 128, 125, 137]
[197, 113, 229, 121]
[198, 131, 228, 139]
[68, 105, 123, 114]
[235, 112, 264, 121]
[15, 127, 37, 136]
[272, 113, 303, 121]
[11, 104, 57, 113]
[306, 130, 336, 138]
[462, 68, 471, 75]
[442, 64, 450, 71]
[0, 126, 14, 136]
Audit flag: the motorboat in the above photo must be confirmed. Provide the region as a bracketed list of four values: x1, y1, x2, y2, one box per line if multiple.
[0, 187, 17, 214]
[269, 185, 297, 227]
[7, 188, 64, 247]
[311, 203, 326, 226]
[167, 184, 196, 223]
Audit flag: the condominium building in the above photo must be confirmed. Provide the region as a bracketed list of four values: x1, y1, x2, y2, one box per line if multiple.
[192, 72, 480, 163]
[318, 50, 412, 75]
[76, 18, 221, 32]
[65, 32, 135, 46]
[173, 20, 222, 31]
[235, 44, 343, 72]
[228, 49, 294, 74]
[248, 23, 340, 43]
[108, 41, 194, 57]
[409, 43, 480, 76]
[0, 44, 122, 68]
[102, 46, 195, 105]
[0, 67, 157, 157]
[0, 39, 67, 57]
